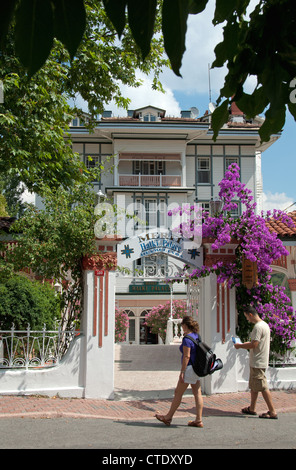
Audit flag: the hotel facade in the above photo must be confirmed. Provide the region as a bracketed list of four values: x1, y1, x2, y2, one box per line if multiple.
[67, 104, 278, 345]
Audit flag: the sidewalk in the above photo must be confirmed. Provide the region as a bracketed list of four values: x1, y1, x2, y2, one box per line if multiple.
[0, 344, 295, 421]
[0, 390, 295, 421]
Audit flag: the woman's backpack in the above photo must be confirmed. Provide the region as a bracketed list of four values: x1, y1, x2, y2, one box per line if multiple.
[184, 335, 223, 377]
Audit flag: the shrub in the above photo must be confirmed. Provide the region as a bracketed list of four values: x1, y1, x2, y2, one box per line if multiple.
[0, 274, 61, 330]
[145, 300, 187, 344]
[115, 308, 129, 343]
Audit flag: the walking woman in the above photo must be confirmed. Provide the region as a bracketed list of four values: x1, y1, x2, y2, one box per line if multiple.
[155, 315, 204, 427]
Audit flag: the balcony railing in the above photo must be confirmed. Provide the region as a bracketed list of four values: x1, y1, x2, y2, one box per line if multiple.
[119, 174, 181, 187]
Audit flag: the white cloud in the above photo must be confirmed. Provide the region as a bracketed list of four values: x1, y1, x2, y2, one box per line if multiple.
[107, 3, 224, 117]
[160, 2, 225, 98]
[114, 0, 261, 111]
[262, 191, 295, 212]
[107, 73, 181, 117]
[21, 188, 35, 205]
[75, 0, 263, 118]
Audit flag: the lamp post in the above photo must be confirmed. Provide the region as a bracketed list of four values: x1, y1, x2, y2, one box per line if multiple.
[96, 189, 106, 204]
[209, 198, 223, 217]
[170, 283, 174, 320]
[54, 281, 62, 295]
[166, 283, 174, 344]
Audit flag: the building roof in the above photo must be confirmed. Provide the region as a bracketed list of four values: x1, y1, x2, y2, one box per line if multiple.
[266, 211, 296, 238]
[99, 106, 262, 129]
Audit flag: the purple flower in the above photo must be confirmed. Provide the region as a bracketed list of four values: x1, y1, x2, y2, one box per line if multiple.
[170, 163, 296, 355]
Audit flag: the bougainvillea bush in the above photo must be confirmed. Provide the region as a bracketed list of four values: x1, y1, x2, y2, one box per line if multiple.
[145, 300, 187, 344]
[115, 308, 129, 343]
[169, 163, 296, 358]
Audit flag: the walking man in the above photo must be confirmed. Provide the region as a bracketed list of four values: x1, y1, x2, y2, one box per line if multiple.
[234, 305, 278, 419]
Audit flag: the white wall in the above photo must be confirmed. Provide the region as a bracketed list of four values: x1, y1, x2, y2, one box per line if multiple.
[200, 273, 296, 394]
[0, 268, 117, 400]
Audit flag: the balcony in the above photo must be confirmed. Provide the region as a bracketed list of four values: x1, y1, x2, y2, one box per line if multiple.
[118, 174, 181, 187]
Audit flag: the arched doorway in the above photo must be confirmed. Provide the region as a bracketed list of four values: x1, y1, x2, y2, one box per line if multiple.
[122, 308, 160, 344]
[270, 271, 292, 300]
[117, 229, 204, 345]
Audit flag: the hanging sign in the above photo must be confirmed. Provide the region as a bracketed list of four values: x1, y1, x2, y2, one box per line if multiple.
[129, 282, 170, 293]
[117, 228, 203, 268]
[242, 255, 258, 289]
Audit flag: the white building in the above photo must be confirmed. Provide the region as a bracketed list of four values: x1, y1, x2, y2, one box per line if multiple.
[68, 104, 279, 345]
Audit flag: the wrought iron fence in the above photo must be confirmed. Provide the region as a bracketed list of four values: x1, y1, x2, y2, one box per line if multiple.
[269, 348, 296, 368]
[0, 324, 80, 369]
[268, 337, 296, 368]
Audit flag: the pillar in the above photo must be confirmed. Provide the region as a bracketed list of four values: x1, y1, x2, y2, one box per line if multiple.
[199, 241, 249, 394]
[81, 250, 117, 399]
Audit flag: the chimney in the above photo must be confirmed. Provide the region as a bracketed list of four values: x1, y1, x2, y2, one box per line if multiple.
[230, 102, 244, 123]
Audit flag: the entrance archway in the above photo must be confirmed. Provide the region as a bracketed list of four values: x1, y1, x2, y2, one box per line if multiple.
[117, 229, 204, 345]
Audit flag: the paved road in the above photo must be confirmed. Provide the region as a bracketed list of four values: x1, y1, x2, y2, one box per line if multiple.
[0, 413, 295, 450]
[0, 345, 295, 450]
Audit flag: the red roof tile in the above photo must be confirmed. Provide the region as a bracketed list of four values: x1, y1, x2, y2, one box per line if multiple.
[266, 210, 296, 238]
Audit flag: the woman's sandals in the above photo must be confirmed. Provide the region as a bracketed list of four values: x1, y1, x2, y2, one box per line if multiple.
[154, 413, 172, 426]
[188, 420, 204, 428]
[155, 413, 204, 427]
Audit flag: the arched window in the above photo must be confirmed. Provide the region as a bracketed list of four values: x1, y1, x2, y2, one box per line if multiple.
[124, 310, 135, 343]
[270, 272, 292, 301]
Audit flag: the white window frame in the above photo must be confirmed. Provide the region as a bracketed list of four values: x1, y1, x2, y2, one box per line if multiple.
[197, 157, 211, 183]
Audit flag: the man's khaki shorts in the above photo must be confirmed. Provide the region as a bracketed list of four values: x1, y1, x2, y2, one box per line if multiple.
[249, 367, 268, 392]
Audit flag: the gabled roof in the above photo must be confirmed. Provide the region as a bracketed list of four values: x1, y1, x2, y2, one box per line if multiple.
[133, 105, 166, 114]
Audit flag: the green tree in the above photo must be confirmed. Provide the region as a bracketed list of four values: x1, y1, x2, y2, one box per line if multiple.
[0, 194, 9, 217]
[0, 39, 85, 193]
[3, 172, 116, 329]
[2, 0, 296, 143]
[0, 274, 61, 330]
[0, 2, 169, 192]
[0, 170, 26, 217]
[65, 0, 168, 119]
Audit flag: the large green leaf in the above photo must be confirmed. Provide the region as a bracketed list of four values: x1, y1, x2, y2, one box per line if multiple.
[127, 0, 157, 60]
[259, 105, 286, 143]
[15, 0, 54, 77]
[213, 0, 236, 25]
[288, 101, 296, 122]
[212, 21, 240, 68]
[188, 0, 208, 14]
[52, 0, 86, 59]
[162, 0, 189, 76]
[236, 88, 269, 118]
[102, 0, 127, 38]
[211, 99, 230, 141]
[213, 0, 251, 25]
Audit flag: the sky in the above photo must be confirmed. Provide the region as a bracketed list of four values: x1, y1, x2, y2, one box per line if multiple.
[105, 1, 296, 214]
